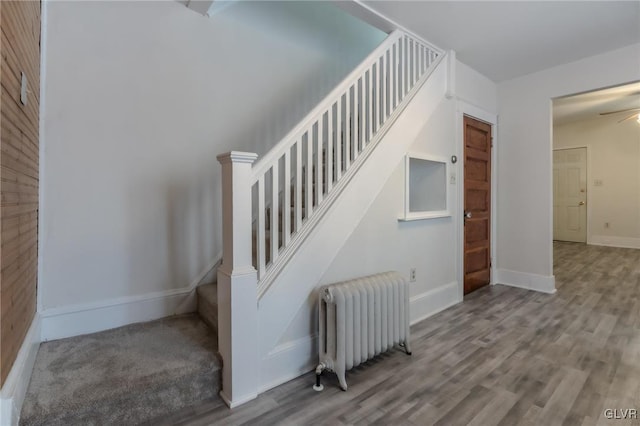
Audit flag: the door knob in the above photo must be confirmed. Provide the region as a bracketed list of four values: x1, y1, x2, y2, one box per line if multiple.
[579, 201, 585, 206]
[464, 211, 472, 219]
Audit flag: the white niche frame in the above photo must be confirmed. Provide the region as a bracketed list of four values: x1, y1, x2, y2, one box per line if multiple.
[399, 153, 451, 221]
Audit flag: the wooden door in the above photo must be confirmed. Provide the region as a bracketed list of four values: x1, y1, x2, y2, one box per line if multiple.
[553, 148, 587, 243]
[464, 116, 492, 295]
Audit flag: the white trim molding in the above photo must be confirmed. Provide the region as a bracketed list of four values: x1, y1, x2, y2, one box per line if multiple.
[259, 334, 318, 394]
[494, 269, 556, 294]
[219, 390, 257, 410]
[590, 235, 640, 250]
[445, 50, 456, 99]
[40, 254, 221, 341]
[40, 288, 198, 342]
[37, 0, 49, 314]
[1, 315, 41, 426]
[410, 281, 461, 325]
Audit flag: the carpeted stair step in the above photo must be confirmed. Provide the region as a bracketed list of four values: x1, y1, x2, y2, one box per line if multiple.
[20, 314, 221, 426]
[197, 283, 218, 336]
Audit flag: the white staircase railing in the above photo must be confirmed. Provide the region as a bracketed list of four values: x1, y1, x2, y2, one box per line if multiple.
[215, 29, 443, 407]
[249, 30, 442, 296]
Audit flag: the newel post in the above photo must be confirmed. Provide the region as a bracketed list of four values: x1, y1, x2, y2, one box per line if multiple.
[216, 151, 259, 408]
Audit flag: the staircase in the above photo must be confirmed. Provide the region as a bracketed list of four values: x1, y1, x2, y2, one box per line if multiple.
[217, 29, 446, 406]
[251, 161, 318, 267]
[248, 30, 441, 295]
[17, 23, 446, 425]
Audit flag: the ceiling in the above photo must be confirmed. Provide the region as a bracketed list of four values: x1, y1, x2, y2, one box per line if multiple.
[553, 82, 640, 125]
[358, 1, 640, 83]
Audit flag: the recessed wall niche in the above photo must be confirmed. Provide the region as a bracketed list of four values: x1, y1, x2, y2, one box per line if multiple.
[400, 154, 451, 221]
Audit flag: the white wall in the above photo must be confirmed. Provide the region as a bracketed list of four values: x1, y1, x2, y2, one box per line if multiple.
[456, 60, 497, 113]
[320, 98, 458, 310]
[554, 115, 640, 248]
[40, 1, 385, 314]
[279, 98, 458, 346]
[497, 43, 640, 282]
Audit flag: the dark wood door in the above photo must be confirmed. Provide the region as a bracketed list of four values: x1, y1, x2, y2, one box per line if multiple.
[464, 116, 492, 295]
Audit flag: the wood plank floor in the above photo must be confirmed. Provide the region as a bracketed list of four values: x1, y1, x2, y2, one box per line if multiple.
[164, 242, 640, 425]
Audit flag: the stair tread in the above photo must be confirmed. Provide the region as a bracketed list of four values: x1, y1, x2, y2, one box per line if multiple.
[20, 314, 221, 426]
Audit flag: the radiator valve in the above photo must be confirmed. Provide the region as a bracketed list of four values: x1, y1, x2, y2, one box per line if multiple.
[313, 363, 325, 391]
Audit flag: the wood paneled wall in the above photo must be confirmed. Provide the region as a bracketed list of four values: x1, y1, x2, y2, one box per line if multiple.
[0, 1, 41, 386]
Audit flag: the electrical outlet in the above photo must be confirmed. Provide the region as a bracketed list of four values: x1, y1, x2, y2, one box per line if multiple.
[410, 268, 416, 282]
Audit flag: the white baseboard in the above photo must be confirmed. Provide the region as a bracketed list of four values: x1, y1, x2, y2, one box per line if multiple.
[495, 269, 556, 294]
[589, 235, 640, 250]
[410, 281, 461, 325]
[40, 254, 221, 341]
[259, 334, 318, 394]
[219, 390, 258, 409]
[1, 315, 41, 426]
[40, 288, 198, 342]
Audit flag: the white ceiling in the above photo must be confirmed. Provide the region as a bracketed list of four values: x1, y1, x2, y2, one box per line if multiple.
[553, 82, 640, 125]
[359, 1, 640, 83]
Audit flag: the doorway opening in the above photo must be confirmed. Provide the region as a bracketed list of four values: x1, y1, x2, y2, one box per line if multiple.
[552, 81, 640, 281]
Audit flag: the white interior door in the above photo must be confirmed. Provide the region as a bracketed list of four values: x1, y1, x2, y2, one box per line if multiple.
[553, 148, 587, 242]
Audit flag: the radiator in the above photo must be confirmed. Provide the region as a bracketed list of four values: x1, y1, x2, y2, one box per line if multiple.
[314, 271, 411, 391]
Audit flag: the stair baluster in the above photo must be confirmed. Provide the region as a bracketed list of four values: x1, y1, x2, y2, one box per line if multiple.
[220, 30, 442, 299]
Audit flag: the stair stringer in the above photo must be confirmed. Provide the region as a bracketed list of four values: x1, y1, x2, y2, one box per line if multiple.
[257, 56, 449, 391]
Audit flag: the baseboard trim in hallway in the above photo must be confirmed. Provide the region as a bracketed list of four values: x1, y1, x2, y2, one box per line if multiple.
[410, 281, 461, 325]
[494, 268, 556, 294]
[589, 235, 640, 250]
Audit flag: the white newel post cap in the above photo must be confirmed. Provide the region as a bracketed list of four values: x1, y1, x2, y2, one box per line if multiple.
[217, 151, 258, 165]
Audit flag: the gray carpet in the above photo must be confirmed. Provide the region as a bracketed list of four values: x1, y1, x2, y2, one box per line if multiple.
[20, 314, 221, 426]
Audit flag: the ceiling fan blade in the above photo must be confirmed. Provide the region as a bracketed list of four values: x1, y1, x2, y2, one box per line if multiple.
[618, 113, 639, 123]
[601, 107, 640, 116]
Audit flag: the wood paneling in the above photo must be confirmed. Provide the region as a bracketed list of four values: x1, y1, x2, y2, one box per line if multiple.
[0, 0, 41, 386]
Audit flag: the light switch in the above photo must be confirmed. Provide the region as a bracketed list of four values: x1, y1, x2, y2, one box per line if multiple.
[594, 179, 603, 187]
[20, 72, 27, 106]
